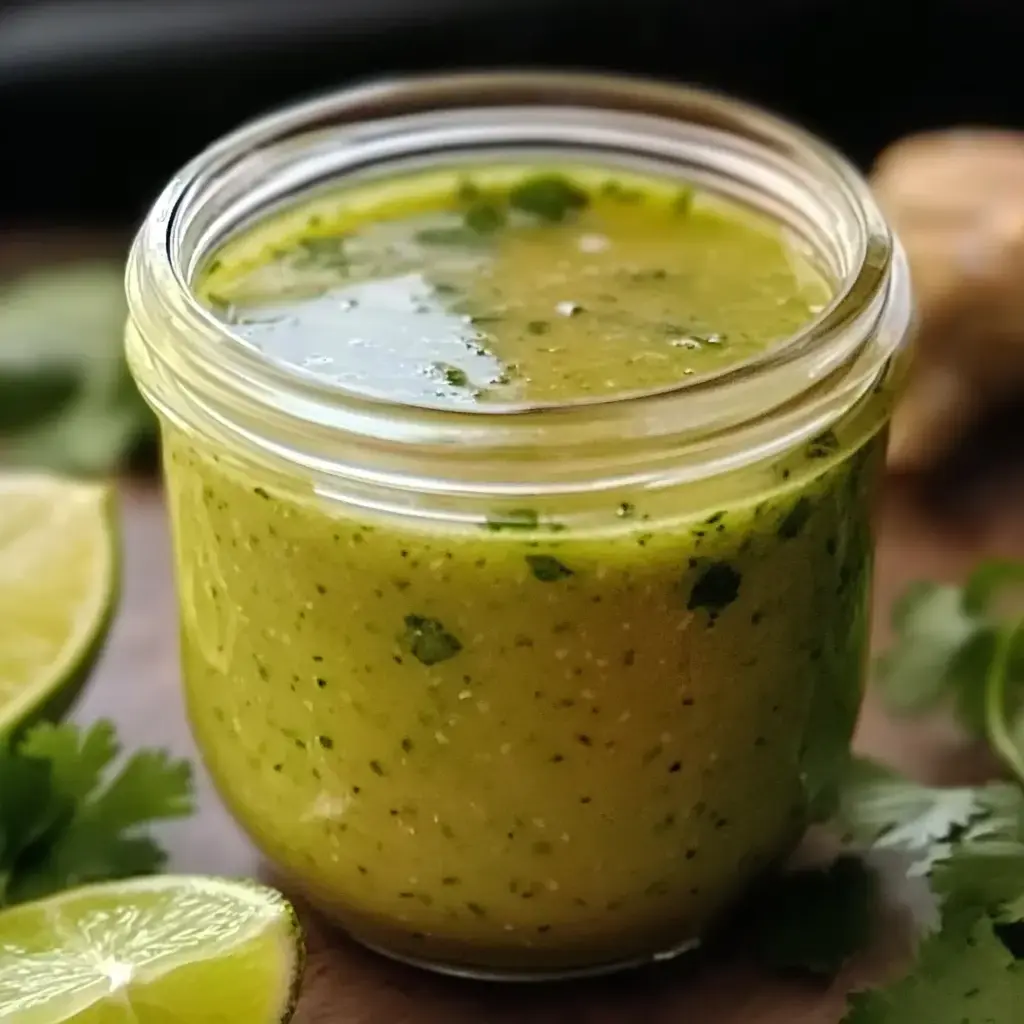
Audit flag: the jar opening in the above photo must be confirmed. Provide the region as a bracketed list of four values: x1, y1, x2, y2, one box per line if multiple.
[126, 72, 911, 496]
[190, 151, 839, 415]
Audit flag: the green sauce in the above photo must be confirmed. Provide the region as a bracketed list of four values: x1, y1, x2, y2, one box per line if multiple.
[165, 164, 886, 973]
[200, 165, 830, 407]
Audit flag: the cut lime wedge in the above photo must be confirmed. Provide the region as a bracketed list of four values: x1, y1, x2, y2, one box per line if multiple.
[0, 474, 117, 733]
[0, 876, 304, 1022]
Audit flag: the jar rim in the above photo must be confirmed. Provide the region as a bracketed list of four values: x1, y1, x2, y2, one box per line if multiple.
[125, 70, 912, 496]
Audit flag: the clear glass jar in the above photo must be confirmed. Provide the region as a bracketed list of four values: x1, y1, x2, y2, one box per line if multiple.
[125, 72, 912, 980]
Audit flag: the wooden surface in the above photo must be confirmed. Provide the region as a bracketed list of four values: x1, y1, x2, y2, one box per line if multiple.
[69, 463, 1024, 1024]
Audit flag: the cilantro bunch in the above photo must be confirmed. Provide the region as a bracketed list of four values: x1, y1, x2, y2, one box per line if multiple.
[0, 719, 193, 908]
[737, 562, 1024, 1021]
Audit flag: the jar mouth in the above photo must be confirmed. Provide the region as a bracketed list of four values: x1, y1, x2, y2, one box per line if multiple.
[126, 71, 911, 494]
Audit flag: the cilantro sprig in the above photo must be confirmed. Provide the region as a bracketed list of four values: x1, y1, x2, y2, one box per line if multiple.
[845, 909, 1024, 1022]
[739, 562, 1024, 1022]
[876, 559, 1024, 781]
[832, 759, 1024, 1021]
[828, 557, 1024, 1021]
[0, 719, 193, 907]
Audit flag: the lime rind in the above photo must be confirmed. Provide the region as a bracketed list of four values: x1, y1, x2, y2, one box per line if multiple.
[0, 475, 119, 736]
[0, 875, 304, 1023]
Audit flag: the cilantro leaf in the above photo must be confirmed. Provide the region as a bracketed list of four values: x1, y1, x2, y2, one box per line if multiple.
[877, 564, 1024, 781]
[18, 718, 119, 800]
[932, 838, 1024, 921]
[730, 856, 879, 977]
[844, 910, 1024, 1023]
[0, 720, 193, 907]
[831, 754, 1024, 1021]
[982, 622, 1024, 785]
[835, 758, 997, 869]
[875, 581, 980, 712]
[0, 263, 157, 473]
[0, 750, 66, 903]
[963, 562, 1024, 616]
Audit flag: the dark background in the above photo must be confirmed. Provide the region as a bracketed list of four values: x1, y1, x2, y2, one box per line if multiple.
[1, 0, 1022, 228]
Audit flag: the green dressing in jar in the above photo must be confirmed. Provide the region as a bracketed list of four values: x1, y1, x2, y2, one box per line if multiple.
[126, 74, 912, 979]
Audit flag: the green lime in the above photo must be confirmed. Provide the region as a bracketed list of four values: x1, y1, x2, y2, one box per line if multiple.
[0, 474, 118, 733]
[0, 875, 304, 1022]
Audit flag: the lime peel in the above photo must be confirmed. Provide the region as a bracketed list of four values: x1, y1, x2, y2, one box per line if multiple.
[0, 474, 118, 734]
[0, 875, 304, 1022]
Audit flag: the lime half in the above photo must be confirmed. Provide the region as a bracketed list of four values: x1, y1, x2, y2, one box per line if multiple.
[0, 474, 117, 733]
[0, 876, 304, 1022]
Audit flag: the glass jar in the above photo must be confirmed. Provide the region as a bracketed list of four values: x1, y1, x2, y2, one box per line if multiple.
[125, 72, 912, 980]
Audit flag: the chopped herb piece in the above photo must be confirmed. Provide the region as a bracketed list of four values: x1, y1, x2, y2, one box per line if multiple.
[486, 508, 539, 531]
[433, 363, 469, 388]
[617, 502, 636, 519]
[600, 180, 644, 203]
[526, 555, 574, 582]
[294, 235, 348, 269]
[778, 497, 813, 540]
[843, 911, 1024, 1024]
[464, 201, 506, 235]
[807, 430, 841, 458]
[673, 187, 695, 215]
[399, 615, 463, 666]
[527, 320, 551, 336]
[509, 174, 589, 222]
[687, 562, 742, 614]
[415, 227, 485, 247]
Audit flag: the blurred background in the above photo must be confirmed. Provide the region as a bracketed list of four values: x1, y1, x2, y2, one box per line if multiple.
[2, 0, 1023, 226]
[3, 0, 1024, 482]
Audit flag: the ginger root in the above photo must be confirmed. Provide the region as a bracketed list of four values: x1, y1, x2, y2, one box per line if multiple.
[871, 130, 1024, 471]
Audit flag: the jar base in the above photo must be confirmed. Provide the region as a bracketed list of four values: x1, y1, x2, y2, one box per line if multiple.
[352, 931, 703, 982]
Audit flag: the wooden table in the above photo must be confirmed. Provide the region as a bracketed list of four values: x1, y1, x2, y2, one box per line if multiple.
[70, 457, 1024, 1024]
